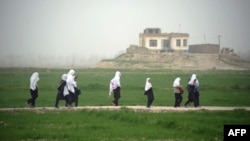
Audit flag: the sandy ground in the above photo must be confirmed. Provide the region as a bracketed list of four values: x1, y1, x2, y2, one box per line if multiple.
[1, 106, 250, 112]
[94, 53, 250, 70]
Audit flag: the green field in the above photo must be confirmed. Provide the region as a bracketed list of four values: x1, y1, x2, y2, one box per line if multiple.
[0, 68, 250, 107]
[0, 68, 250, 141]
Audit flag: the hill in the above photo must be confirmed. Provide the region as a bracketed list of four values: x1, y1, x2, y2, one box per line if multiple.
[94, 52, 250, 70]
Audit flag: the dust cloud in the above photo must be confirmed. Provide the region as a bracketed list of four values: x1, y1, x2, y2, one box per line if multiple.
[0, 0, 249, 68]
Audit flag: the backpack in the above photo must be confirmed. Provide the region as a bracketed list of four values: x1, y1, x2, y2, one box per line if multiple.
[179, 87, 184, 95]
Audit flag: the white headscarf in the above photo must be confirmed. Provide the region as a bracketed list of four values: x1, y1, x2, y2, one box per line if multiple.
[191, 74, 196, 80]
[188, 74, 199, 86]
[61, 74, 67, 81]
[66, 69, 76, 93]
[145, 78, 152, 91]
[112, 71, 121, 89]
[173, 77, 181, 87]
[68, 69, 75, 76]
[193, 74, 199, 86]
[30, 72, 39, 90]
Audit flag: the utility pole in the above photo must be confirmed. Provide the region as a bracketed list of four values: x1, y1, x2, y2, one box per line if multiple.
[218, 35, 221, 48]
[204, 33, 206, 44]
[218, 35, 221, 54]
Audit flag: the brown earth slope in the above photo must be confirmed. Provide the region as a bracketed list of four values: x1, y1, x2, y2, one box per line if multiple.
[94, 53, 250, 70]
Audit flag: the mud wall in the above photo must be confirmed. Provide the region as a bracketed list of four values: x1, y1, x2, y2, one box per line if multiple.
[189, 44, 220, 54]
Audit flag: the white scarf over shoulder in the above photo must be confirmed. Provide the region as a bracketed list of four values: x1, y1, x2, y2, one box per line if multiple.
[30, 72, 39, 90]
[66, 69, 76, 93]
[109, 71, 121, 96]
[61, 73, 69, 96]
[145, 78, 152, 91]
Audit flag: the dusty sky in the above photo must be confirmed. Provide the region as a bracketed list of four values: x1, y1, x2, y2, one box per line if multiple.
[0, 0, 249, 68]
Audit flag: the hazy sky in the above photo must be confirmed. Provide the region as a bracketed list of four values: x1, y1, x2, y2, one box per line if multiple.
[0, 0, 249, 67]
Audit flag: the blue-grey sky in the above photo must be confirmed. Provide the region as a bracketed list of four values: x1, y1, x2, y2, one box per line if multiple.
[0, 0, 249, 67]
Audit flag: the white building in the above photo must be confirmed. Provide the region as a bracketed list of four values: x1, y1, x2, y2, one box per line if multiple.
[139, 28, 189, 52]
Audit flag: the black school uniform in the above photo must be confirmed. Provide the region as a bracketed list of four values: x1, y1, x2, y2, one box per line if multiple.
[54, 81, 67, 108]
[144, 87, 154, 108]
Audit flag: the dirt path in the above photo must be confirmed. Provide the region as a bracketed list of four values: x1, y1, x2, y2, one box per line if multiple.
[1, 106, 250, 112]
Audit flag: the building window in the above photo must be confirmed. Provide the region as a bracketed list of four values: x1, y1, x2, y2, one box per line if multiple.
[183, 39, 187, 46]
[150, 40, 157, 47]
[162, 39, 169, 48]
[144, 28, 161, 34]
[176, 39, 181, 47]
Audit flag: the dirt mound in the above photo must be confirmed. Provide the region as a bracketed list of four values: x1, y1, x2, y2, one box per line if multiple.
[94, 53, 250, 70]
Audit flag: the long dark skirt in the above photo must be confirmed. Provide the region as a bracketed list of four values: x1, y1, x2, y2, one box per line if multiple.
[195, 91, 200, 106]
[27, 88, 38, 107]
[185, 85, 197, 107]
[68, 92, 76, 106]
[145, 88, 154, 108]
[54, 92, 66, 108]
[174, 93, 183, 107]
[113, 87, 121, 106]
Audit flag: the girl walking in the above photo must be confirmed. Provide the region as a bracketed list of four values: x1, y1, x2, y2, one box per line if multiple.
[144, 78, 154, 108]
[26, 72, 39, 108]
[110, 71, 122, 106]
[185, 74, 198, 107]
[54, 73, 68, 108]
[173, 77, 183, 107]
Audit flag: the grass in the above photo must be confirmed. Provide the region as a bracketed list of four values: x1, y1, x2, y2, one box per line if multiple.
[0, 108, 249, 141]
[0, 68, 250, 141]
[0, 68, 250, 107]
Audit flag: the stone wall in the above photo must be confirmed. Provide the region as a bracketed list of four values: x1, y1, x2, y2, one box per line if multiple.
[189, 44, 220, 54]
[127, 44, 221, 54]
